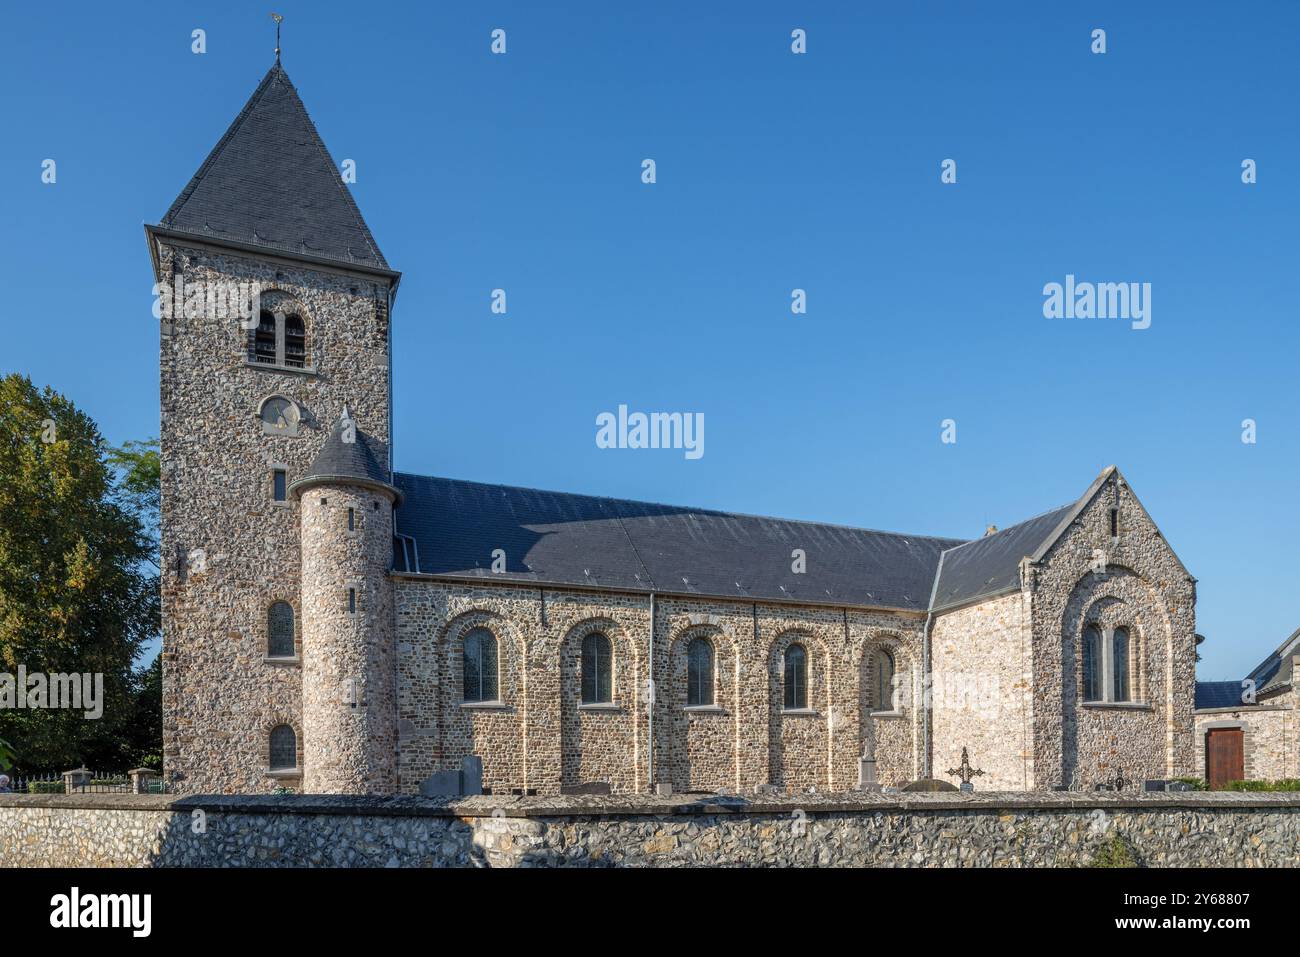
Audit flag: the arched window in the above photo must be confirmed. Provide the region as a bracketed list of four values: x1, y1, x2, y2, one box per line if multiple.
[1083, 625, 1102, 702]
[687, 637, 714, 706]
[873, 649, 896, 712]
[581, 632, 612, 704]
[267, 601, 295, 658]
[251, 306, 309, 368]
[462, 627, 499, 703]
[784, 643, 807, 710]
[269, 725, 297, 771]
[1112, 627, 1130, 702]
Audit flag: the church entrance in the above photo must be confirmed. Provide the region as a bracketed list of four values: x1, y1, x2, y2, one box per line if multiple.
[1205, 728, 1244, 789]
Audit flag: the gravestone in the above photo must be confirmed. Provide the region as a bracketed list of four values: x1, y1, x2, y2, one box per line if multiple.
[419, 756, 484, 797]
[560, 781, 611, 795]
[901, 778, 959, 793]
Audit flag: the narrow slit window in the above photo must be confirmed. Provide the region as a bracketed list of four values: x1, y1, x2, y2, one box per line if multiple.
[272, 469, 287, 502]
[347, 507, 355, 531]
[1110, 508, 1119, 537]
[347, 587, 357, 615]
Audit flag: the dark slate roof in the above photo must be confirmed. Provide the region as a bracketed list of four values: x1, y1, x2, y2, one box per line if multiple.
[158, 64, 387, 270]
[929, 504, 1075, 612]
[392, 474, 966, 611]
[1245, 627, 1300, 698]
[295, 414, 391, 490]
[1195, 681, 1249, 710]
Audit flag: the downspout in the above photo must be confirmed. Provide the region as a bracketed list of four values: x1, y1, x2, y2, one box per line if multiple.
[922, 551, 948, 779]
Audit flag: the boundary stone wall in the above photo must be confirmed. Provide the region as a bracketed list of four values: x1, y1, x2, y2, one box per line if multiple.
[3, 792, 1299, 868]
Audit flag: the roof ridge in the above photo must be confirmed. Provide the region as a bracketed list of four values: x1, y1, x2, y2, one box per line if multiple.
[392, 470, 968, 545]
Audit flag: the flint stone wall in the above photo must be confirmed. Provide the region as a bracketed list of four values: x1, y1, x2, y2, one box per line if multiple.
[4, 791, 1299, 868]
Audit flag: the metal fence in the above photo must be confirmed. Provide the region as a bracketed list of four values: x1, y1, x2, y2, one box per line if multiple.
[7, 770, 169, 794]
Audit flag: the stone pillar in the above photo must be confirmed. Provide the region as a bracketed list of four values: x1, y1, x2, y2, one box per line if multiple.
[62, 767, 92, 792]
[129, 768, 160, 794]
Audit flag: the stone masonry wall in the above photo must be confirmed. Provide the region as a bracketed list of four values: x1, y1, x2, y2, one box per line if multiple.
[931, 591, 1033, 790]
[157, 237, 393, 795]
[393, 580, 926, 796]
[5, 792, 1300, 868]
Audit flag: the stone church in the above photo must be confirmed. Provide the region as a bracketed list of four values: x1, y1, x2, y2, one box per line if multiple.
[153, 62, 1200, 796]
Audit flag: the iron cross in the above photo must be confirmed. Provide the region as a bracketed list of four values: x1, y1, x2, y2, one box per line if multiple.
[946, 747, 986, 786]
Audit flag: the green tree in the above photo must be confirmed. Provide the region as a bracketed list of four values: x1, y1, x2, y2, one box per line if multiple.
[0, 374, 158, 771]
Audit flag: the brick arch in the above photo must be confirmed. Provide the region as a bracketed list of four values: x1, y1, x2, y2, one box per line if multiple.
[558, 617, 638, 793]
[767, 628, 833, 790]
[1059, 566, 1172, 787]
[431, 609, 527, 792]
[664, 624, 738, 792]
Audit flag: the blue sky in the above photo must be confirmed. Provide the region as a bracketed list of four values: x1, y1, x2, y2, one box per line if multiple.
[2, 1, 1297, 679]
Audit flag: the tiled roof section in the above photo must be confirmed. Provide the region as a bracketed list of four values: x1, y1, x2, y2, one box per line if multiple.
[159, 64, 387, 269]
[392, 474, 967, 610]
[1195, 681, 1249, 710]
[299, 415, 390, 488]
[930, 504, 1076, 612]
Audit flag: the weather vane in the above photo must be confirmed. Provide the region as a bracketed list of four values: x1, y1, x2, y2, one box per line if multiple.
[271, 12, 283, 62]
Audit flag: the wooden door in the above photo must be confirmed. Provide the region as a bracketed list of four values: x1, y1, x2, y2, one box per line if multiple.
[1206, 728, 1244, 789]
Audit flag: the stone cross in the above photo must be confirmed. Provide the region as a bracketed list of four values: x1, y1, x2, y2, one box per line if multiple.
[945, 747, 985, 792]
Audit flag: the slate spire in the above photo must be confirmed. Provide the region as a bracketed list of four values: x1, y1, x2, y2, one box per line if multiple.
[157, 63, 388, 270]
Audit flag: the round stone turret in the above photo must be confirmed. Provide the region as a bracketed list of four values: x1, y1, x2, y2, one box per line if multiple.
[290, 409, 401, 793]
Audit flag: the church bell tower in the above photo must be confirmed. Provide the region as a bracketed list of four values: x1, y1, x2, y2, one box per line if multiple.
[147, 57, 400, 793]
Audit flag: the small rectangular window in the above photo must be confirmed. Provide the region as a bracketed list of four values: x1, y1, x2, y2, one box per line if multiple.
[273, 469, 287, 502]
[348, 507, 355, 531]
[347, 587, 357, 615]
[1109, 508, 1119, 537]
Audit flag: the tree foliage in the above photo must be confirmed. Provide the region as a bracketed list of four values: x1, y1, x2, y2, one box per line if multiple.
[0, 374, 160, 771]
